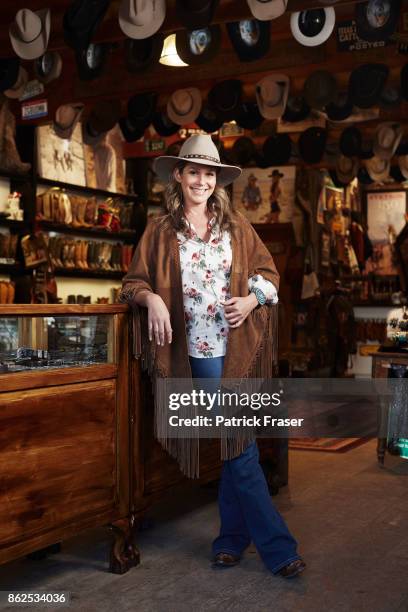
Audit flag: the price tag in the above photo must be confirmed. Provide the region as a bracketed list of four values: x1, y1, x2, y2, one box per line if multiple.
[21, 99, 48, 120]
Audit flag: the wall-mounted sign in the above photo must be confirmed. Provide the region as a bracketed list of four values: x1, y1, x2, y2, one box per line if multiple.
[144, 139, 165, 153]
[336, 19, 392, 52]
[19, 79, 44, 102]
[21, 99, 48, 120]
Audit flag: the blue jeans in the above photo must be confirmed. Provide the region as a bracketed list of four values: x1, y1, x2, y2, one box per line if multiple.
[189, 356, 300, 573]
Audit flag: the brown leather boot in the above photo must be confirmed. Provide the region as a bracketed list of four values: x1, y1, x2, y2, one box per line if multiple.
[6, 281, 15, 304]
[0, 98, 31, 174]
[81, 241, 89, 269]
[75, 241, 83, 269]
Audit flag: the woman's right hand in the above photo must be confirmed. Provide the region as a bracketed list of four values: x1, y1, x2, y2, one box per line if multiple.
[146, 294, 172, 346]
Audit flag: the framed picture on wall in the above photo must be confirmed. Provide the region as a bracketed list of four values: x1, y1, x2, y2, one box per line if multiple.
[364, 189, 407, 276]
[36, 124, 87, 186]
[233, 166, 296, 224]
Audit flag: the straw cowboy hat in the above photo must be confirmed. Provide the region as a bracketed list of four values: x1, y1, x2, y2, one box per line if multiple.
[9, 8, 51, 60]
[365, 156, 390, 182]
[119, 0, 166, 40]
[153, 134, 241, 186]
[255, 74, 290, 119]
[373, 122, 404, 160]
[53, 102, 84, 139]
[167, 88, 202, 125]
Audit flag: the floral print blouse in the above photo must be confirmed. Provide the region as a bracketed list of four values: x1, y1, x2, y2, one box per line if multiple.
[178, 217, 278, 359]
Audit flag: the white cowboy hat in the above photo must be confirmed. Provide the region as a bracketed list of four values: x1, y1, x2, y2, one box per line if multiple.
[255, 73, 290, 119]
[247, 0, 288, 20]
[373, 122, 404, 161]
[9, 8, 51, 60]
[53, 102, 84, 139]
[398, 155, 408, 180]
[167, 88, 202, 126]
[118, 0, 166, 40]
[153, 134, 242, 186]
[3, 66, 28, 99]
[365, 156, 390, 182]
[335, 154, 358, 184]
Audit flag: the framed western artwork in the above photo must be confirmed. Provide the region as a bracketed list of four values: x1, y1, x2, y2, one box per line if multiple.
[36, 123, 87, 186]
[233, 166, 296, 224]
[364, 189, 407, 276]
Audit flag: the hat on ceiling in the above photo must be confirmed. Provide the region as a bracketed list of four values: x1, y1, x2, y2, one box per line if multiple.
[335, 154, 359, 184]
[325, 91, 353, 121]
[282, 95, 310, 122]
[34, 51, 63, 84]
[303, 70, 337, 110]
[167, 88, 202, 126]
[119, 92, 156, 142]
[298, 127, 327, 164]
[75, 42, 110, 81]
[3, 66, 28, 99]
[176, 0, 219, 29]
[229, 136, 256, 165]
[348, 63, 389, 108]
[255, 74, 290, 120]
[379, 85, 402, 108]
[355, 0, 401, 43]
[0, 58, 20, 93]
[208, 79, 242, 122]
[339, 126, 362, 158]
[153, 134, 242, 186]
[262, 133, 292, 165]
[53, 102, 84, 140]
[176, 25, 221, 65]
[234, 101, 264, 130]
[118, 117, 145, 142]
[64, 0, 110, 50]
[194, 103, 224, 133]
[291, 8, 336, 47]
[247, 0, 288, 20]
[226, 19, 270, 62]
[9, 8, 50, 60]
[152, 111, 180, 137]
[118, 0, 166, 40]
[125, 32, 164, 73]
[373, 122, 404, 160]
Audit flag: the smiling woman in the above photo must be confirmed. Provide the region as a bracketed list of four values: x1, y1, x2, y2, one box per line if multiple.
[120, 134, 305, 579]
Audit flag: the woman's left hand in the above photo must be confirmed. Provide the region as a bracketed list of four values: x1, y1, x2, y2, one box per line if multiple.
[222, 294, 258, 328]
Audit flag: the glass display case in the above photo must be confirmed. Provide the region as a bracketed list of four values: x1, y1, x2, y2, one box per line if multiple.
[0, 313, 115, 373]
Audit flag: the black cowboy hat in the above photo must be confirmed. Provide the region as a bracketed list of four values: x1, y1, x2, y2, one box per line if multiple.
[226, 19, 270, 62]
[125, 32, 164, 73]
[152, 111, 180, 137]
[127, 92, 157, 130]
[75, 42, 110, 81]
[235, 101, 264, 130]
[119, 117, 145, 143]
[0, 57, 20, 92]
[195, 103, 224, 132]
[176, 25, 221, 65]
[359, 139, 374, 160]
[339, 126, 362, 158]
[282, 96, 310, 123]
[64, 0, 111, 50]
[262, 133, 292, 166]
[208, 79, 242, 122]
[303, 70, 337, 110]
[298, 127, 327, 164]
[355, 0, 401, 43]
[348, 63, 389, 108]
[325, 91, 353, 121]
[230, 136, 256, 165]
[390, 164, 406, 183]
[176, 0, 219, 30]
[401, 63, 408, 101]
[357, 166, 374, 184]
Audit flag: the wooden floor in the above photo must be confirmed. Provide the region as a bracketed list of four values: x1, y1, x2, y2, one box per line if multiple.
[0, 440, 407, 612]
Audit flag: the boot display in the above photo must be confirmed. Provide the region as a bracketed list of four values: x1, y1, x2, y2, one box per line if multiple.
[0, 98, 31, 174]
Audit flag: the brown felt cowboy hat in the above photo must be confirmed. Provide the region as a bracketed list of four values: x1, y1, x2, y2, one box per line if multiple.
[153, 134, 241, 186]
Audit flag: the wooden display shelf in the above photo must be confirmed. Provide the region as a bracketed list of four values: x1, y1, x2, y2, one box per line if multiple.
[38, 221, 137, 242]
[54, 267, 125, 280]
[37, 177, 137, 201]
[0, 219, 29, 231]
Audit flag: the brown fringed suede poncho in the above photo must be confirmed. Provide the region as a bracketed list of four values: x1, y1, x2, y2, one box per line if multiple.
[120, 211, 279, 478]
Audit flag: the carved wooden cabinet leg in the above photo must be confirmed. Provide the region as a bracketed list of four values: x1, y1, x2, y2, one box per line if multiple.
[108, 515, 140, 574]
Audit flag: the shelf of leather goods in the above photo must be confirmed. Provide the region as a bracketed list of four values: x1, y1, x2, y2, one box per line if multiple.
[38, 221, 137, 242]
[37, 177, 138, 202]
[53, 267, 124, 280]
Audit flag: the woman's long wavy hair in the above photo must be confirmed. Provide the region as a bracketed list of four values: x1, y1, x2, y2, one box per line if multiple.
[160, 161, 236, 234]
